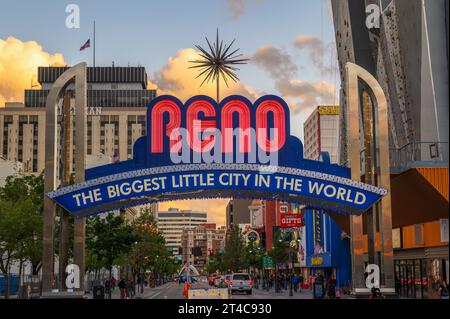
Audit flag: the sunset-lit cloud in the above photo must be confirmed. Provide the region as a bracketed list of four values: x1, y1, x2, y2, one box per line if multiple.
[0, 36, 65, 107]
[148, 48, 262, 225]
[148, 48, 260, 102]
[275, 79, 336, 111]
[252, 46, 298, 80]
[251, 44, 336, 115]
[294, 35, 337, 77]
[227, 0, 264, 19]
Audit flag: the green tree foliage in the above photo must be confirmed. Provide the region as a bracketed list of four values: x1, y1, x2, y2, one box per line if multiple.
[206, 251, 225, 274]
[0, 174, 44, 298]
[85, 213, 138, 280]
[244, 240, 264, 271]
[128, 207, 176, 276]
[268, 238, 289, 266]
[222, 225, 246, 272]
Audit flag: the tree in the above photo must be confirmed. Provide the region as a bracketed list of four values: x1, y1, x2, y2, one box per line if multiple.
[244, 240, 264, 272]
[128, 207, 175, 286]
[0, 174, 44, 298]
[222, 225, 246, 272]
[85, 213, 138, 297]
[0, 200, 21, 298]
[268, 239, 289, 265]
[207, 250, 225, 274]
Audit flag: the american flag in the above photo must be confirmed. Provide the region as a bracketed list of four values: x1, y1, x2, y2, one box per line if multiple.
[80, 39, 90, 51]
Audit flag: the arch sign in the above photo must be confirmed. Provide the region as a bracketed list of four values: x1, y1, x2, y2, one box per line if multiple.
[47, 95, 387, 218]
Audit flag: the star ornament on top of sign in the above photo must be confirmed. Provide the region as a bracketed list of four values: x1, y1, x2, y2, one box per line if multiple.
[189, 29, 250, 102]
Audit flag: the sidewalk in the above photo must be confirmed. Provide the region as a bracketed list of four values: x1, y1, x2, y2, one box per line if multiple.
[242, 286, 352, 299]
[87, 282, 173, 299]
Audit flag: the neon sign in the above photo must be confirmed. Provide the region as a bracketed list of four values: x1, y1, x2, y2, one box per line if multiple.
[47, 95, 387, 217]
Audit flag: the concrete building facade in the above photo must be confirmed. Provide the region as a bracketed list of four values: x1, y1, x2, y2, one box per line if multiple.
[225, 199, 253, 229]
[156, 208, 207, 258]
[304, 105, 340, 163]
[331, 0, 449, 297]
[0, 66, 156, 175]
[331, 0, 449, 169]
[181, 224, 226, 273]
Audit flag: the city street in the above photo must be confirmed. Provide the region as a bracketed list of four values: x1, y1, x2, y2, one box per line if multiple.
[88, 281, 321, 299]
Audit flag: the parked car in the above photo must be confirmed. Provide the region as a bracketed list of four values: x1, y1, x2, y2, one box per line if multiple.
[228, 273, 252, 295]
[213, 275, 225, 288]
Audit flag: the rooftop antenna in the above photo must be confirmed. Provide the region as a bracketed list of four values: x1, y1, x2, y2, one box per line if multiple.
[93, 20, 96, 68]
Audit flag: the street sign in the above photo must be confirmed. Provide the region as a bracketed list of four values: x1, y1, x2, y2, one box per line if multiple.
[263, 256, 275, 269]
[280, 214, 303, 228]
[48, 94, 387, 218]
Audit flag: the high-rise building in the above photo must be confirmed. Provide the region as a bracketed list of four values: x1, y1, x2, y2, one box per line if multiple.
[156, 208, 207, 258]
[331, 0, 448, 168]
[181, 224, 226, 273]
[331, 0, 449, 297]
[0, 66, 156, 174]
[304, 105, 340, 163]
[226, 199, 252, 229]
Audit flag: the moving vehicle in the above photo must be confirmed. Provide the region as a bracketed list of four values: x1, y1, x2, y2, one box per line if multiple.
[228, 273, 252, 295]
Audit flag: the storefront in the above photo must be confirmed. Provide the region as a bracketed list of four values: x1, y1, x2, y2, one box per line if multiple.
[394, 246, 449, 299]
[303, 209, 352, 289]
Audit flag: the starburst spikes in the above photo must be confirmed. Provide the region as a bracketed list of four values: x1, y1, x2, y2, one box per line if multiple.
[189, 29, 249, 88]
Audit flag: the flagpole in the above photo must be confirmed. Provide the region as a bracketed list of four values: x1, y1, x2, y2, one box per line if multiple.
[93, 20, 96, 67]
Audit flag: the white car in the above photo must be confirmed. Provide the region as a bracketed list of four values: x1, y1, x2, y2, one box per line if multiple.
[228, 273, 252, 295]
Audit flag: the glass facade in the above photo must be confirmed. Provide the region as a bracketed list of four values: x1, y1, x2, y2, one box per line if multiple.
[25, 89, 156, 108]
[395, 258, 449, 299]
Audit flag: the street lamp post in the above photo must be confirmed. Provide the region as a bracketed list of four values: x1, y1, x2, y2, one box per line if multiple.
[289, 249, 294, 297]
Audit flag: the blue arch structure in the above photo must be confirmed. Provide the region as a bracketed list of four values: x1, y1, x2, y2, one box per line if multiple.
[47, 95, 386, 218]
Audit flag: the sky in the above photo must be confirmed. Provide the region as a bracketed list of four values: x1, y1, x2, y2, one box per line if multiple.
[0, 0, 339, 226]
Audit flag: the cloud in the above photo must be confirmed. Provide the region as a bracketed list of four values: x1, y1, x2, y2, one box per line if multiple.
[149, 48, 260, 102]
[150, 43, 336, 220]
[158, 199, 229, 227]
[252, 46, 297, 80]
[251, 44, 336, 115]
[0, 36, 66, 107]
[275, 79, 336, 113]
[228, 0, 246, 19]
[148, 48, 262, 225]
[293, 35, 336, 76]
[227, 0, 264, 19]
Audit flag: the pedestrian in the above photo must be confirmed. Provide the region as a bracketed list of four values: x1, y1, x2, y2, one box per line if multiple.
[104, 279, 111, 299]
[269, 274, 273, 289]
[183, 281, 190, 299]
[137, 274, 143, 294]
[298, 274, 304, 292]
[439, 281, 449, 299]
[118, 278, 126, 299]
[292, 274, 299, 292]
[326, 276, 336, 298]
[126, 279, 134, 299]
[256, 272, 261, 289]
